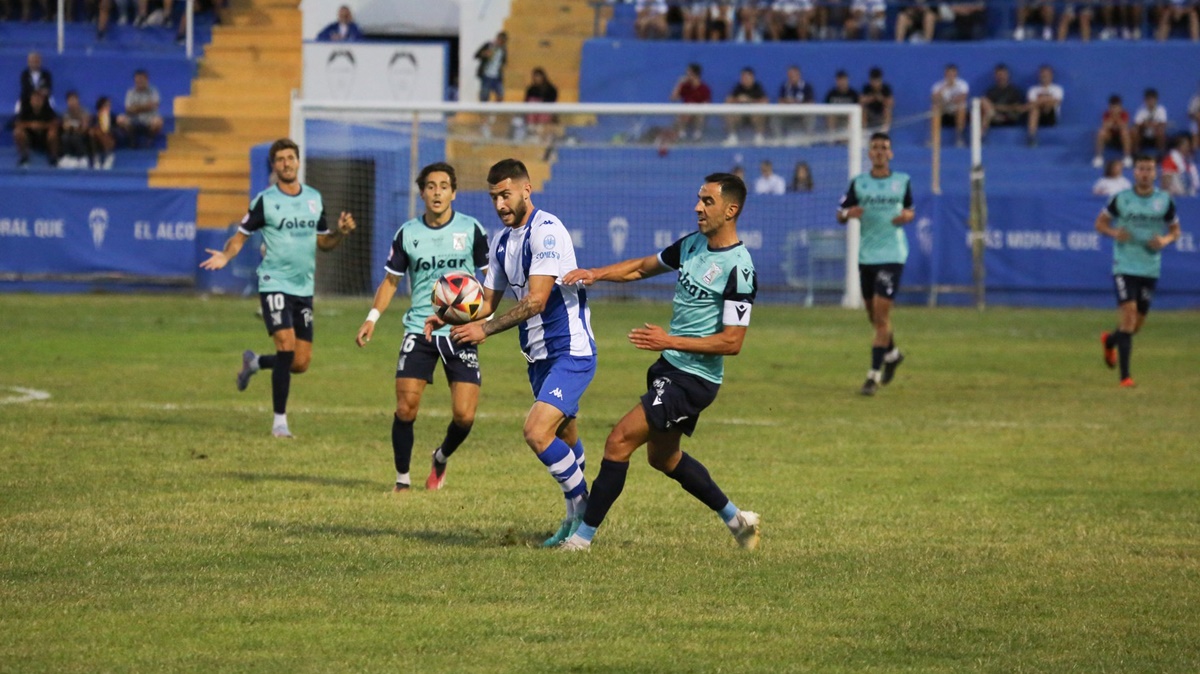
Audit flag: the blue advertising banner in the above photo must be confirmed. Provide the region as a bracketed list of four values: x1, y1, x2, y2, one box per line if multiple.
[0, 185, 198, 287]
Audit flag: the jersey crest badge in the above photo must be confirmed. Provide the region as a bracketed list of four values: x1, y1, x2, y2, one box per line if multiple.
[702, 262, 721, 285]
[543, 234, 557, 250]
[453, 233, 468, 251]
[308, 200, 319, 214]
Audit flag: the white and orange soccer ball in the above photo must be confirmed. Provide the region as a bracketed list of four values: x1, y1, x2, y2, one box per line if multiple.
[431, 272, 484, 325]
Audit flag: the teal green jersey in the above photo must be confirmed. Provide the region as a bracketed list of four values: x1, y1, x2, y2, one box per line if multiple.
[384, 211, 489, 336]
[840, 171, 914, 265]
[1104, 188, 1179, 279]
[658, 232, 757, 384]
[239, 184, 328, 297]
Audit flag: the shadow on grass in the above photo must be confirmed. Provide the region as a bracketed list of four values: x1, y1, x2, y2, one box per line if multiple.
[222, 471, 378, 490]
[249, 519, 550, 548]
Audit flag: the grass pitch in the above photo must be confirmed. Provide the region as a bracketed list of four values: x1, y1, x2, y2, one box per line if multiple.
[1, 294, 1198, 673]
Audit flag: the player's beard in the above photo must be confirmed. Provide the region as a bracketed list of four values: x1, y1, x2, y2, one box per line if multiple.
[502, 201, 526, 228]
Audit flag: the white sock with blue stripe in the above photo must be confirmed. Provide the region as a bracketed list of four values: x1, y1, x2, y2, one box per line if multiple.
[538, 438, 588, 519]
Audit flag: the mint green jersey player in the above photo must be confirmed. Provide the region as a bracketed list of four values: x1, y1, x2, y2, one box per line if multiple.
[238, 184, 330, 296]
[839, 171, 914, 264]
[658, 232, 758, 384]
[1104, 187, 1179, 278]
[384, 211, 489, 335]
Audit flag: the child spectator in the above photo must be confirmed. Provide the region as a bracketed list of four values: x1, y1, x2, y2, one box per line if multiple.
[791, 160, 814, 192]
[1093, 94, 1133, 168]
[1093, 158, 1132, 196]
[1133, 88, 1168, 155]
[90, 96, 117, 169]
[1026, 65, 1064, 147]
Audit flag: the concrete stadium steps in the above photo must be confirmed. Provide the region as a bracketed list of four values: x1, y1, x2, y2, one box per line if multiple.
[151, 0, 300, 228]
[501, 0, 604, 103]
[446, 137, 552, 191]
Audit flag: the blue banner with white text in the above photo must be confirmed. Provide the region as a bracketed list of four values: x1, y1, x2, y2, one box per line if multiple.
[0, 186, 198, 288]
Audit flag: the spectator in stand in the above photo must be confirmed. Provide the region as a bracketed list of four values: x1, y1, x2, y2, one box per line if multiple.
[931, 63, 969, 147]
[776, 64, 815, 136]
[1156, 0, 1199, 40]
[1015, 0, 1056, 40]
[316, 5, 363, 42]
[824, 69, 859, 137]
[814, 0, 849, 39]
[791, 160, 814, 192]
[13, 0, 50, 21]
[18, 51, 52, 112]
[1119, 0, 1144, 39]
[845, 0, 885, 40]
[1058, 1, 1097, 40]
[895, 0, 935, 42]
[14, 88, 59, 167]
[635, 0, 669, 39]
[981, 63, 1025, 139]
[90, 95, 117, 169]
[682, 2, 707, 40]
[59, 91, 92, 169]
[755, 159, 786, 195]
[766, 0, 811, 40]
[1094, 94, 1133, 168]
[474, 32, 507, 103]
[941, 0, 986, 40]
[1026, 65, 1064, 147]
[671, 62, 712, 140]
[1161, 135, 1199, 195]
[736, 0, 763, 41]
[723, 67, 769, 146]
[1093, 158, 1132, 196]
[705, 0, 735, 41]
[523, 67, 558, 143]
[731, 164, 746, 181]
[1133, 88, 1168, 154]
[117, 69, 163, 148]
[133, 0, 176, 28]
[860, 67, 893, 132]
[1188, 80, 1200, 150]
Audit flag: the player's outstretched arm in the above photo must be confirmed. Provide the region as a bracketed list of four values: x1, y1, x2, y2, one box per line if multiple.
[454, 275, 551, 344]
[199, 230, 250, 271]
[564, 254, 668, 286]
[318, 212, 356, 251]
[629, 323, 748, 356]
[357, 273, 400, 347]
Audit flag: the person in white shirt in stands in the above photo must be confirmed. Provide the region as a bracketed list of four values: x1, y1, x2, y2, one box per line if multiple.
[754, 159, 786, 195]
[930, 63, 969, 148]
[1093, 158, 1133, 196]
[1026, 65, 1064, 147]
[635, 0, 669, 39]
[1161, 135, 1199, 197]
[1133, 88, 1168, 155]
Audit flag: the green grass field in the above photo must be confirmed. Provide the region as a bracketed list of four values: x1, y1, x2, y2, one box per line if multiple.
[2, 294, 1198, 672]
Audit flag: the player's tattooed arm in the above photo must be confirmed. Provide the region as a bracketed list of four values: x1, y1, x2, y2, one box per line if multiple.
[483, 292, 545, 336]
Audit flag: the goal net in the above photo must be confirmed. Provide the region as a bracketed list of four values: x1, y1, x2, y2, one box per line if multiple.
[291, 101, 863, 306]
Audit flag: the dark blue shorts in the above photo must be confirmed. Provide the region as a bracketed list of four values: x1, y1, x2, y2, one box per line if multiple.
[1113, 274, 1156, 314]
[259, 292, 314, 341]
[527, 355, 596, 418]
[640, 358, 720, 437]
[859, 263, 904, 302]
[396, 333, 481, 385]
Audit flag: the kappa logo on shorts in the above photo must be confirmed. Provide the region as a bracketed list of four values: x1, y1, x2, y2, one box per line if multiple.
[302, 309, 313, 327]
[550, 387, 564, 400]
[665, 415, 688, 428]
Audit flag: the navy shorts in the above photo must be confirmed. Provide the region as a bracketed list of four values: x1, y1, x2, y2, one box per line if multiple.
[1113, 274, 1157, 314]
[859, 263, 904, 302]
[640, 358, 720, 437]
[259, 292, 314, 341]
[527, 355, 596, 418]
[396, 333, 481, 385]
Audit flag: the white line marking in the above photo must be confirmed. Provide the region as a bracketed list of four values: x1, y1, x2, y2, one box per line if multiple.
[0, 386, 51, 405]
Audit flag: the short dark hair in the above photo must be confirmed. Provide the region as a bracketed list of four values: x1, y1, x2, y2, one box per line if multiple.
[868, 67, 882, 79]
[487, 158, 530, 185]
[705, 172, 747, 216]
[134, 68, 148, 78]
[1172, 134, 1191, 149]
[946, 63, 958, 71]
[1133, 153, 1156, 166]
[66, 89, 79, 101]
[1109, 94, 1122, 105]
[687, 62, 702, 76]
[269, 138, 300, 165]
[1039, 64, 1053, 72]
[741, 66, 755, 76]
[994, 63, 1009, 72]
[870, 131, 891, 144]
[417, 162, 457, 191]
[835, 69, 848, 79]
[1144, 88, 1158, 99]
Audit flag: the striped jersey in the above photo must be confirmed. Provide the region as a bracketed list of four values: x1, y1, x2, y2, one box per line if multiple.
[483, 208, 596, 362]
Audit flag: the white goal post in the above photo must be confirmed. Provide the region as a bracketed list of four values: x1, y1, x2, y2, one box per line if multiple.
[291, 99, 863, 306]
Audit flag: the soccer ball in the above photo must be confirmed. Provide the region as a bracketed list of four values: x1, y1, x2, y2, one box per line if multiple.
[431, 272, 484, 325]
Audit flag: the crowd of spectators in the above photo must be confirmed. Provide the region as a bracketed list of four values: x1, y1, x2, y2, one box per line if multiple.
[10, 52, 163, 169]
[625, 0, 1199, 42]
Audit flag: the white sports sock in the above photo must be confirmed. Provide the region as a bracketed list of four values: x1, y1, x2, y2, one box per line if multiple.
[884, 348, 901, 363]
[433, 448, 448, 464]
[273, 413, 287, 427]
[867, 369, 882, 383]
[396, 471, 411, 486]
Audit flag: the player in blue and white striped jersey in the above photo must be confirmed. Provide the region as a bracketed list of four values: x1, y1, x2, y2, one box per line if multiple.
[425, 158, 594, 547]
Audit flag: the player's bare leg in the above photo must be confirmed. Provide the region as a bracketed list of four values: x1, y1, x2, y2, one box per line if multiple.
[392, 377, 426, 491]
